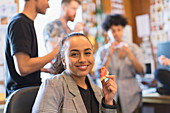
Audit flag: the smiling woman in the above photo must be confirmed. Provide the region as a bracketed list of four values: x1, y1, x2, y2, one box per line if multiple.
[32, 32, 118, 113]
[53, 33, 93, 75]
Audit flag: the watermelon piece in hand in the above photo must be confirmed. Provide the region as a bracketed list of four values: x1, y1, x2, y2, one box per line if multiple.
[100, 67, 109, 81]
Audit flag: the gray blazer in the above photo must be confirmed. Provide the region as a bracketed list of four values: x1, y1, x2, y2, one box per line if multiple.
[32, 71, 117, 113]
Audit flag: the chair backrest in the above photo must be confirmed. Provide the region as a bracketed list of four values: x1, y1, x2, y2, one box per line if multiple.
[4, 86, 39, 113]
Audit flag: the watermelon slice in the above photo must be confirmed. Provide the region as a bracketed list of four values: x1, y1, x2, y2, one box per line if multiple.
[100, 67, 109, 81]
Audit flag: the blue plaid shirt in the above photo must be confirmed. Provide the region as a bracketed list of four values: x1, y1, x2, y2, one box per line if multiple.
[43, 20, 69, 42]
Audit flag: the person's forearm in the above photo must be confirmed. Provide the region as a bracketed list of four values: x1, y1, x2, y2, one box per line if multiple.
[128, 53, 143, 73]
[15, 49, 58, 76]
[26, 51, 57, 74]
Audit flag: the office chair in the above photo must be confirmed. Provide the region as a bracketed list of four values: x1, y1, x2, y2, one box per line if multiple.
[4, 86, 39, 113]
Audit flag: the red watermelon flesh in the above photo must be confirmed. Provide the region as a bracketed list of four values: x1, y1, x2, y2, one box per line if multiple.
[100, 67, 109, 81]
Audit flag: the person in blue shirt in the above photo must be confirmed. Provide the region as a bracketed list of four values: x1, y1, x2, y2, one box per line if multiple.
[42, 0, 84, 74]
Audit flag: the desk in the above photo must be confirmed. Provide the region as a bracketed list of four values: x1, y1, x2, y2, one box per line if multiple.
[142, 92, 170, 113]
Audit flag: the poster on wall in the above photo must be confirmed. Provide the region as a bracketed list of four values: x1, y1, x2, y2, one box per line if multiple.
[0, 3, 17, 63]
[0, 4, 17, 17]
[136, 14, 151, 38]
[0, 0, 15, 4]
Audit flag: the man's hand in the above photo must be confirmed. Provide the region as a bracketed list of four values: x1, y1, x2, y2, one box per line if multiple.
[74, 22, 84, 32]
[41, 67, 54, 74]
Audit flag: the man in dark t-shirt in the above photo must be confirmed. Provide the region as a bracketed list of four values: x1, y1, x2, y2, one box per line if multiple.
[5, 0, 60, 99]
[5, 13, 41, 97]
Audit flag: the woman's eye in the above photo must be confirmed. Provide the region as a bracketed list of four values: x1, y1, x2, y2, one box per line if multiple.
[71, 53, 79, 57]
[85, 52, 91, 55]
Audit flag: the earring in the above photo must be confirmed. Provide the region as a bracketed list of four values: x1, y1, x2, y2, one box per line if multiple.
[63, 63, 66, 69]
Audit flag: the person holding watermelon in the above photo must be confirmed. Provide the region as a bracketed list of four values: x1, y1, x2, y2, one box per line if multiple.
[32, 33, 118, 113]
[94, 14, 145, 113]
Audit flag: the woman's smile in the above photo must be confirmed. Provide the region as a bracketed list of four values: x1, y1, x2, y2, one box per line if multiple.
[76, 65, 88, 70]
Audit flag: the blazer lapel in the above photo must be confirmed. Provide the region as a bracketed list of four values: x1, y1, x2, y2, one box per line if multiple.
[63, 71, 87, 113]
[88, 77, 103, 104]
[72, 95, 87, 113]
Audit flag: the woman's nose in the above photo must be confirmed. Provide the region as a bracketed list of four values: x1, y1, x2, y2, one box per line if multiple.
[79, 55, 86, 63]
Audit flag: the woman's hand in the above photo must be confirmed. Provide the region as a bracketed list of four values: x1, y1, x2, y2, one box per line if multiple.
[102, 75, 117, 105]
[121, 46, 132, 58]
[109, 42, 118, 55]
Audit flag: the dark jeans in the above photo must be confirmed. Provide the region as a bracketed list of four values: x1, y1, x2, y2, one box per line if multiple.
[154, 69, 170, 89]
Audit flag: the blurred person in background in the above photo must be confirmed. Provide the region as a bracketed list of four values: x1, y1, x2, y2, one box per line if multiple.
[44, 0, 84, 53]
[42, 0, 84, 74]
[94, 14, 145, 113]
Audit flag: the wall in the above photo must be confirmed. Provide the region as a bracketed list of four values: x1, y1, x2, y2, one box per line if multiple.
[101, 0, 150, 46]
[128, 0, 150, 46]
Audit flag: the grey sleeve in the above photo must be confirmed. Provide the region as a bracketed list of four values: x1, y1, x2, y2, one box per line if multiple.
[32, 79, 63, 113]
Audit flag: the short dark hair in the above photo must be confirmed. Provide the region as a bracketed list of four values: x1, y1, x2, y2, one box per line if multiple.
[53, 32, 92, 75]
[61, 0, 81, 4]
[102, 14, 128, 31]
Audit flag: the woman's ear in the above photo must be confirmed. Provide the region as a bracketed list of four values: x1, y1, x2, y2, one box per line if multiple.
[61, 57, 66, 69]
